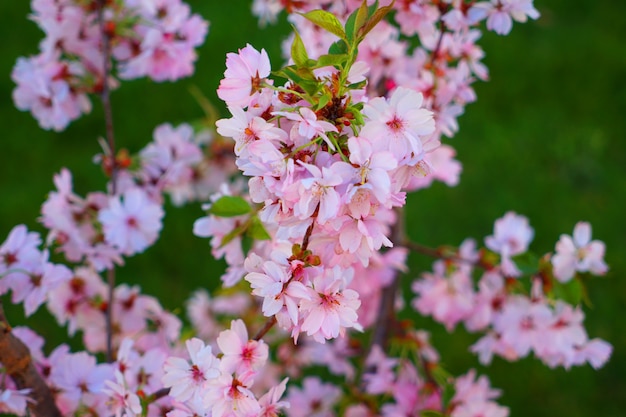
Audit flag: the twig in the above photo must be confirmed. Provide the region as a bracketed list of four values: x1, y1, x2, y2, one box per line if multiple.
[0, 303, 61, 417]
[369, 206, 406, 351]
[253, 316, 277, 341]
[96, 0, 118, 363]
[402, 240, 492, 270]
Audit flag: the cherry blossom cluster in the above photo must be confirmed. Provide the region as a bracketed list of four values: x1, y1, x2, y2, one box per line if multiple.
[1, 1, 615, 416]
[12, 0, 208, 131]
[41, 122, 235, 272]
[413, 212, 611, 369]
[197, 18, 443, 344]
[161, 320, 294, 417]
[250, 0, 538, 191]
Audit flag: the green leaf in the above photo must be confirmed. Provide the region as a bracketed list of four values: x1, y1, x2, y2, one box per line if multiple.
[513, 251, 540, 275]
[551, 277, 585, 305]
[344, 8, 358, 42]
[209, 196, 251, 217]
[291, 29, 310, 68]
[328, 39, 349, 55]
[316, 93, 331, 111]
[358, 1, 395, 40]
[354, 0, 369, 39]
[347, 79, 367, 90]
[421, 411, 445, 417]
[299, 10, 346, 40]
[220, 223, 247, 248]
[247, 216, 271, 241]
[241, 234, 254, 256]
[430, 365, 452, 387]
[315, 53, 349, 68]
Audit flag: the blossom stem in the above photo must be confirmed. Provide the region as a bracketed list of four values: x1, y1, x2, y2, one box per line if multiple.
[0, 302, 62, 417]
[430, 12, 447, 67]
[96, 0, 117, 363]
[253, 316, 277, 341]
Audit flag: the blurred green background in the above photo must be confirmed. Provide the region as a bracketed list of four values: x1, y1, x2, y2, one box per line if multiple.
[1, 0, 624, 415]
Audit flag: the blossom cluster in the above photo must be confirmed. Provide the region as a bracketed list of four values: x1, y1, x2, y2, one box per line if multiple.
[41, 122, 235, 273]
[1, 1, 614, 416]
[250, 0, 540, 190]
[195, 28, 442, 345]
[413, 212, 611, 369]
[12, 0, 208, 131]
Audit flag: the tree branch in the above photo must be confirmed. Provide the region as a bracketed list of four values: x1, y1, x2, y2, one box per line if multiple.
[96, 0, 118, 363]
[369, 206, 406, 351]
[0, 303, 61, 417]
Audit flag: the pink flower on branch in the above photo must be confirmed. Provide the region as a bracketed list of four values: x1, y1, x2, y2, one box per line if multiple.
[552, 222, 608, 283]
[218, 44, 272, 108]
[162, 338, 220, 403]
[217, 319, 269, 375]
[98, 188, 164, 256]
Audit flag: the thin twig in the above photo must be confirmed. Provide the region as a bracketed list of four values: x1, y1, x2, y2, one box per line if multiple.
[369, 206, 406, 351]
[0, 303, 62, 417]
[96, 0, 118, 363]
[253, 316, 277, 341]
[402, 240, 492, 270]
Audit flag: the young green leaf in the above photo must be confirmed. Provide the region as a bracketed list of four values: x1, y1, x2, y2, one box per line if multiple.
[420, 411, 445, 417]
[291, 29, 310, 68]
[315, 53, 349, 68]
[359, 1, 395, 40]
[551, 277, 585, 306]
[247, 216, 271, 241]
[354, 0, 369, 38]
[299, 10, 346, 40]
[219, 222, 248, 248]
[209, 196, 251, 217]
[328, 39, 349, 55]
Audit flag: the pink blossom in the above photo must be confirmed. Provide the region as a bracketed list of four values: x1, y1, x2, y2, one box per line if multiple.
[258, 378, 289, 417]
[286, 377, 340, 417]
[12, 53, 91, 131]
[485, 212, 534, 276]
[217, 319, 269, 375]
[296, 162, 345, 225]
[361, 87, 435, 164]
[205, 371, 261, 417]
[552, 222, 608, 282]
[99, 188, 164, 256]
[470, 0, 540, 35]
[274, 107, 339, 151]
[218, 44, 272, 108]
[412, 269, 475, 331]
[0, 389, 32, 416]
[245, 260, 310, 325]
[6, 250, 72, 316]
[492, 296, 552, 358]
[363, 345, 397, 395]
[300, 267, 362, 343]
[216, 106, 286, 156]
[162, 338, 220, 402]
[103, 370, 142, 417]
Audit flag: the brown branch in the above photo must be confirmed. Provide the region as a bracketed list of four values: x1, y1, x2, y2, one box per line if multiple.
[369, 206, 406, 351]
[402, 240, 493, 270]
[253, 316, 277, 341]
[96, 0, 118, 363]
[0, 303, 61, 417]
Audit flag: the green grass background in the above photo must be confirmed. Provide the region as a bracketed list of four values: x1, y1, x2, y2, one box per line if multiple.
[1, 0, 625, 415]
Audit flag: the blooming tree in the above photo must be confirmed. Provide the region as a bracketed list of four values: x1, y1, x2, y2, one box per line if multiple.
[1, 0, 611, 416]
